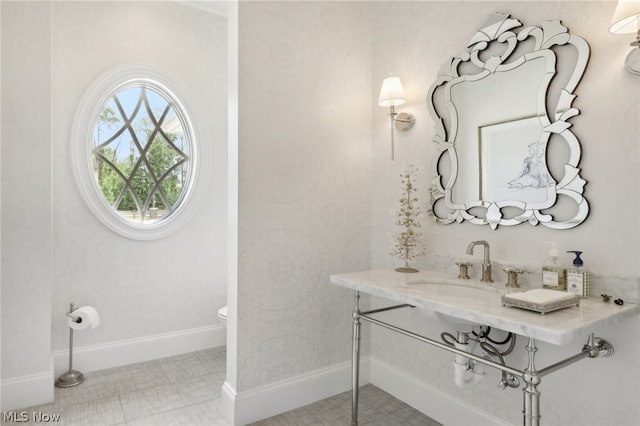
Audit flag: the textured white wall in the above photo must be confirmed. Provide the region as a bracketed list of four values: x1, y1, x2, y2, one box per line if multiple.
[49, 1, 228, 351]
[1, 0, 228, 390]
[235, 1, 373, 392]
[1, 0, 53, 384]
[235, 5, 639, 425]
[370, 2, 640, 425]
[371, 0, 639, 276]
[3, 2, 639, 424]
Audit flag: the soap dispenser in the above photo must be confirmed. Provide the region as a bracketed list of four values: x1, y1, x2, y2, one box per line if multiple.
[567, 251, 590, 297]
[542, 242, 567, 291]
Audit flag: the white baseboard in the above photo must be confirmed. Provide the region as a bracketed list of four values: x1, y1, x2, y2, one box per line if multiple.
[2, 325, 224, 412]
[369, 357, 513, 426]
[221, 355, 512, 426]
[52, 324, 225, 377]
[11, 328, 509, 426]
[1, 365, 54, 412]
[221, 357, 371, 426]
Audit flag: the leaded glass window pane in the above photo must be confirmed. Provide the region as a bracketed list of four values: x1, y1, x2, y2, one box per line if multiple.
[92, 84, 191, 225]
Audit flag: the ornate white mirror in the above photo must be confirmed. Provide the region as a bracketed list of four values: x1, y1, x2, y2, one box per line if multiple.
[428, 13, 590, 229]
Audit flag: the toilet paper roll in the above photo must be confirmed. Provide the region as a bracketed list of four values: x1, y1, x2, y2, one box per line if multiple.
[67, 306, 101, 330]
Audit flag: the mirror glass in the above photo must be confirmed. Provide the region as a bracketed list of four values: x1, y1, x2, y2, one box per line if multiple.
[428, 13, 590, 229]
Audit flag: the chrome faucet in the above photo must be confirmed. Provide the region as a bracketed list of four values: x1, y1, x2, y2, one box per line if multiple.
[466, 240, 493, 282]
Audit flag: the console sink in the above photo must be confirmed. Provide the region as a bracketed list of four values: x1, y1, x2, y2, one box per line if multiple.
[330, 269, 640, 345]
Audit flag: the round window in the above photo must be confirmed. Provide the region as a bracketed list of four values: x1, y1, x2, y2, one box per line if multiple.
[72, 65, 209, 239]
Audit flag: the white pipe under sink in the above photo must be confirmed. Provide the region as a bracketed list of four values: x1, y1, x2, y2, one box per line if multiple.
[453, 340, 485, 388]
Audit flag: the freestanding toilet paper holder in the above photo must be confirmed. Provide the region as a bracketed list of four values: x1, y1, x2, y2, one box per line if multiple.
[55, 302, 85, 388]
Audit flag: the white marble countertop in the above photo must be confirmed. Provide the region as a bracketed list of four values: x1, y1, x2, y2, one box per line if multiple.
[330, 269, 640, 345]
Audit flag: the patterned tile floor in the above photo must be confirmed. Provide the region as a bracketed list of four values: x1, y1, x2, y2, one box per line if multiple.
[5, 347, 440, 425]
[249, 385, 442, 426]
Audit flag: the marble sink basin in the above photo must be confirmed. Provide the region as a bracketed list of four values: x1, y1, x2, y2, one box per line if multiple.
[404, 279, 501, 330]
[330, 269, 640, 345]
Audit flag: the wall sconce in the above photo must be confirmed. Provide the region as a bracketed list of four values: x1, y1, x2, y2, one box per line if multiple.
[378, 75, 415, 160]
[609, 0, 640, 74]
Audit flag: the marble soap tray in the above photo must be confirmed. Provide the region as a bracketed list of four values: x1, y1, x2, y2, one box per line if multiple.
[502, 289, 580, 315]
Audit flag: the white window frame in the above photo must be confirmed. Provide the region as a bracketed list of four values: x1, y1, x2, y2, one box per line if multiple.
[71, 64, 210, 240]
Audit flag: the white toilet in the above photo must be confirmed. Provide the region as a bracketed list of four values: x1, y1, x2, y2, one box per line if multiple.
[217, 305, 228, 327]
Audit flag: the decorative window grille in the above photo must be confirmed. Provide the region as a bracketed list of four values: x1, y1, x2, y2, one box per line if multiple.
[92, 84, 192, 225]
[72, 65, 208, 240]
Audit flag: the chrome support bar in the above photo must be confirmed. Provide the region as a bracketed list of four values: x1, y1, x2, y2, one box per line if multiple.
[360, 304, 415, 316]
[359, 313, 524, 378]
[348, 291, 614, 426]
[351, 291, 361, 426]
[523, 338, 541, 426]
[538, 334, 613, 378]
[352, 300, 415, 425]
[537, 351, 590, 378]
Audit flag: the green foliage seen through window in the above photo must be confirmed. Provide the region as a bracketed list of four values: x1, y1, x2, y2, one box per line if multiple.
[92, 86, 190, 224]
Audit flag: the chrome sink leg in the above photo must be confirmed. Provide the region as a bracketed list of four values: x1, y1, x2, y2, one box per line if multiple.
[351, 291, 361, 425]
[523, 337, 541, 426]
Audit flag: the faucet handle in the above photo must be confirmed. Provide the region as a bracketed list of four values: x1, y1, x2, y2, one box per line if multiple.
[503, 268, 527, 288]
[456, 262, 473, 279]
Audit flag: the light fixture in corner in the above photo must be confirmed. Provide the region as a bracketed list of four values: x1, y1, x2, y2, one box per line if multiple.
[609, 0, 640, 74]
[378, 75, 415, 160]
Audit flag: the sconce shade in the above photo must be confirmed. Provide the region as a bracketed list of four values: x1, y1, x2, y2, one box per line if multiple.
[378, 76, 407, 107]
[610, 0, 640, 34]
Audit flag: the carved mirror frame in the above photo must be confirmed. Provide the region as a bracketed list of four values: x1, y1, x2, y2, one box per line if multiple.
[428, 13, 590, 229]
